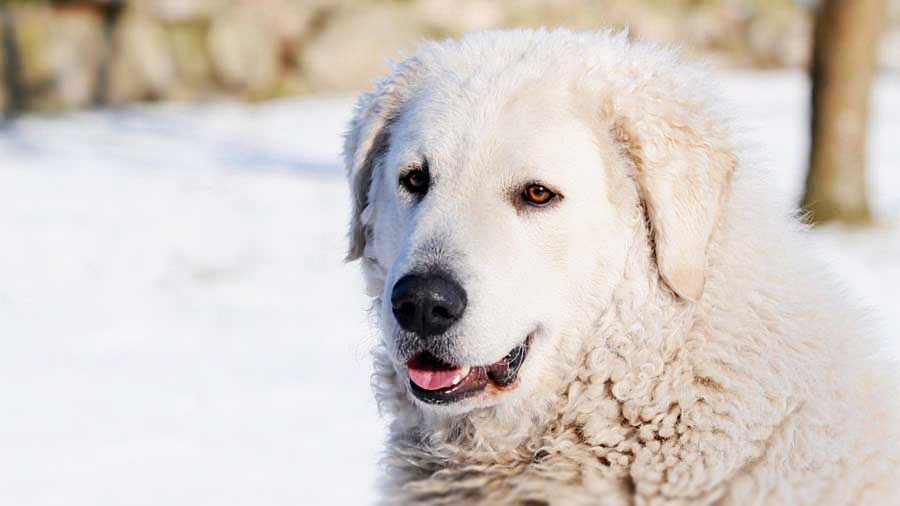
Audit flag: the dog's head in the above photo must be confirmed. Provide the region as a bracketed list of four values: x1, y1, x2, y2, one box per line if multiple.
[344, 30, 734, 418]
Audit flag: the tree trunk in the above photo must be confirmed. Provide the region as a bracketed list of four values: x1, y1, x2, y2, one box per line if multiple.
[802, 0, 884, 224]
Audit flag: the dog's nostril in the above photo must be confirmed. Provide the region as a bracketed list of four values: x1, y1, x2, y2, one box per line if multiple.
[397, 301, 417, 319]
[390, 273, 467, 337]
[431, 305, 452, 320]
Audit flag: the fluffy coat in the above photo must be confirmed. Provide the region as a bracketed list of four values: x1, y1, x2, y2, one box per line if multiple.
[345, 29, 900, 505]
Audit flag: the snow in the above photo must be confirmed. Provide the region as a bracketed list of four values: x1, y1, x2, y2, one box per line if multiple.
[0, 72, 898, 506]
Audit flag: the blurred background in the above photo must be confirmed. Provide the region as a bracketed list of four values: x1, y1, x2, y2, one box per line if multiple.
[2, 0, 900, 113]
[1, 1, 898, 505]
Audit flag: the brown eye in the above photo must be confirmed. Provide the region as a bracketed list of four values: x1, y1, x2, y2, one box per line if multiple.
[400, 163, 430, 197]
[522, 183, 557, 207]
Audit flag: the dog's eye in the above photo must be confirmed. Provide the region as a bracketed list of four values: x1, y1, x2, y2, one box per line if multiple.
[522, 184, 557, 207]
[400, 164, 430, 197]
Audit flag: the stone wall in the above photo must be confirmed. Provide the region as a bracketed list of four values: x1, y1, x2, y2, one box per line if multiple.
[1, 0, 898, 115]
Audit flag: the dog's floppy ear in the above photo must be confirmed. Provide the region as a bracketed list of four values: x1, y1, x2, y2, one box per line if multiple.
[602, 65, 735, 301]
[343, 59, 423, 261]
[344, 100, 391, 262]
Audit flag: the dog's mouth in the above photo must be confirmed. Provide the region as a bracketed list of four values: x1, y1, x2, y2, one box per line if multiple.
[406, 336, 532, 405]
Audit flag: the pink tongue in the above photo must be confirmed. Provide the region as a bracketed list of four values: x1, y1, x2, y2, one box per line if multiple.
[408, 366, 463, 391]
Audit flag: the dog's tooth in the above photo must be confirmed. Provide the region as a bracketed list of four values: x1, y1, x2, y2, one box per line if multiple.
[450, 367, 470, 386]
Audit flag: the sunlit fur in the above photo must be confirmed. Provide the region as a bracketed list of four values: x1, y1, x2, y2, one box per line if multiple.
[344, 28, 900, 505]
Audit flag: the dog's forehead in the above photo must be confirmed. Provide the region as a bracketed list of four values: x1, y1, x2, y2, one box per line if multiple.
[392, 81, 596, 181]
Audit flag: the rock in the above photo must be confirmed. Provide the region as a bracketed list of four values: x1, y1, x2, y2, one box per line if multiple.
[747, 10, 811, 68]
[777, 13, 812, 68]
[45, 7, 106, 109]
[500, 0, 599, 29]
[137, 0, 224, 22]
[11, 4, 56, 110]
[9, 4, 108, 111]
[109, 9, 178, 102]
[207, 0, 315, 99]
[207, 7, 277, 98]
[415, 0, 503, 36]
[300, 3, 428, 93]
[163, 18, 215, 98]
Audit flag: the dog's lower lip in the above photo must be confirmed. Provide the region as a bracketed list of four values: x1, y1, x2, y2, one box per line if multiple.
[406, 336, 532, 404]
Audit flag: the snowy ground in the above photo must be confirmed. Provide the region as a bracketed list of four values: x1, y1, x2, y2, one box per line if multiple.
[1, 72, 898, 506]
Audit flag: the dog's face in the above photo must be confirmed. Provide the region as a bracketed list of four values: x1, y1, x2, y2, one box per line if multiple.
[345, 32, 734, 419]
[361, 86, 632, 414]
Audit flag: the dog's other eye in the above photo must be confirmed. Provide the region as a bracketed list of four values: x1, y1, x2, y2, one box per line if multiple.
[400, 162, 430, 197]
[522, 183, 557, 207]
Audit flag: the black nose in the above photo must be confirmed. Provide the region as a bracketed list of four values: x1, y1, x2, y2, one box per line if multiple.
[391, 274, 467, 337]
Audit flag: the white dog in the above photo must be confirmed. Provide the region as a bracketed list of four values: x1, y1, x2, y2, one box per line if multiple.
[343, 28, 900, 505]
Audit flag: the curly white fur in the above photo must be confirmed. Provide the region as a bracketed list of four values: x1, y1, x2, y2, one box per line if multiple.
[345, 29, 900, 505]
